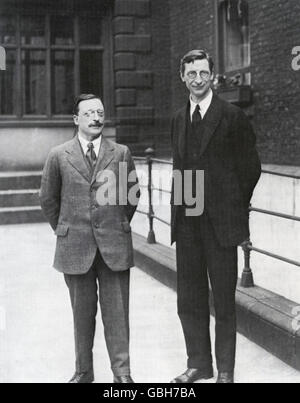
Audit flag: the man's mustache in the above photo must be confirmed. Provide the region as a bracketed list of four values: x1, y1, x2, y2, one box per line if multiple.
[89, 123, 103, 128]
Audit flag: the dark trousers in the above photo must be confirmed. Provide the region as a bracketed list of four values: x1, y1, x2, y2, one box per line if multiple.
[176, 211, 238, 373]
[64, 250, 130, 377]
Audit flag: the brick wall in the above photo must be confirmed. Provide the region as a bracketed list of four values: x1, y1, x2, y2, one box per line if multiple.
[249, 0, 300, 165]
[113, 0, 172, 155]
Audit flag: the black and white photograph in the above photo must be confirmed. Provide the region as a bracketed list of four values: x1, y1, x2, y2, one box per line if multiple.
[0, 0, 300, 385]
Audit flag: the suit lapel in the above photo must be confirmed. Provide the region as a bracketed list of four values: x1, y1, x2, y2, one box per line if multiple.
[65, 136, 91, 183]
[91, 137, 115, 185]
[176, 93, 224, 159]
[199, 93, 223, 156]
[177, 104, 189, 160]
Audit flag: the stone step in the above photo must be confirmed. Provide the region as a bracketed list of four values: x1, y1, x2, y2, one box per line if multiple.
[0, 172, 42, 191]
[0, 189, 40, 208]
[0, 206, 46, 225]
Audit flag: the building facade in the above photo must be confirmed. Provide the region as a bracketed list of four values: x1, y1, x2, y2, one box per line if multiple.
[167, 0, 300, 166]
[0, 0, 299, 170]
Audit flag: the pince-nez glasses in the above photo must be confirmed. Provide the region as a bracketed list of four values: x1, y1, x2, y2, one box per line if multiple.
[82, 110, 105, 119]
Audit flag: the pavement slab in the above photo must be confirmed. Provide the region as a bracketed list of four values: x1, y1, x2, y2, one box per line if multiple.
[0, 223, 300, 383]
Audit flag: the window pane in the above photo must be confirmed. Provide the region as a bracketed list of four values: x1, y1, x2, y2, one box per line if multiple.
[51, 16, 74, 45]
[80, 17, 102, 45]
[0, 16, 16, 45]
[225, 17, 249, 70]
[80, 51, 103, 96]
[22, 50, 47, 115]
[51, 51, 74, 114]
[0, 50, 17, 115]
[220, 0, 250, 72]
[21, 15, 45, 46]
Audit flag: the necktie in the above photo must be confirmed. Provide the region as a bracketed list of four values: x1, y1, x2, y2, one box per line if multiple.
[192, 104, 202, 125]
[86, 142, 97, 170]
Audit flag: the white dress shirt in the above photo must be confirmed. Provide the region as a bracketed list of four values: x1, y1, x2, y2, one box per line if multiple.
[190, 89, 213, 121]
[78, 134, 102, 158]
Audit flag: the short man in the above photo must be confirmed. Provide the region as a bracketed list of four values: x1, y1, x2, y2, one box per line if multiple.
[40, 94, 140, 383]
[170, 50, 261, 383]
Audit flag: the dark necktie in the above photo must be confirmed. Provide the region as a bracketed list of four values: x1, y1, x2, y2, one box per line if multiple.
[86, 142, 97, 171]
[191, 104, 203, 146]
[192, 104, 202, 125]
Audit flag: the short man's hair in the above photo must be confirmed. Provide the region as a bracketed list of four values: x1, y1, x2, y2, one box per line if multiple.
[180, 50, 214, 76]
[73, 94, 102, 115]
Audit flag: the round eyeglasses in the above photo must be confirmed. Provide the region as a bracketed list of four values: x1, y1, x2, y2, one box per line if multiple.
[186, 70, 211, 81]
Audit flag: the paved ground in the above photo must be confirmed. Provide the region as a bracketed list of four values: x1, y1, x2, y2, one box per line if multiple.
[0, 223, 300, 383]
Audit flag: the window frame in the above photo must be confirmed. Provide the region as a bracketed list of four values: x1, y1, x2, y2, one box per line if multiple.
[215, 0, 251, 84]
[0, 5, 114, 127]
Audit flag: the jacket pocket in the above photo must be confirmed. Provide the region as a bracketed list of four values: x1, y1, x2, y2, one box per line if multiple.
[121, 221, 132, 233]
[55, 224, 69, 237]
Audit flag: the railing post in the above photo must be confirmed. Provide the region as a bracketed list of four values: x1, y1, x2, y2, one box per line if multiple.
[145, 147, 156, 244]
[241, 239, 255, 288]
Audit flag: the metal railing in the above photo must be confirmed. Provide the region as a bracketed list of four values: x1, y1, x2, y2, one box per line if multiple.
[134, 148, 300, 288]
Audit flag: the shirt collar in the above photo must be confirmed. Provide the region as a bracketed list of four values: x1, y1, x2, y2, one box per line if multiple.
[78, 133, 102, 157]
[190, 88, 213, 120]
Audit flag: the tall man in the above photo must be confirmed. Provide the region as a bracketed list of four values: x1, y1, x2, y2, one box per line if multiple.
[170, 50, 261, 383]
[40, 94, 140, 384]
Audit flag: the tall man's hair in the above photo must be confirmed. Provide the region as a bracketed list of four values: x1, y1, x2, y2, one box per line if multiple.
[180, 49, 214, 76]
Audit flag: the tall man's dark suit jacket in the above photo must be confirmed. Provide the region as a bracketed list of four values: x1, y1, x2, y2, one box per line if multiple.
[171, 93, 261, 247]
[40, 135, 139, 377]
[170, 92, 261, 373]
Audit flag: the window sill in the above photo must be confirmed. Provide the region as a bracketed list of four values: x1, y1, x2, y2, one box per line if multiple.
[0, 119, 115, 128]
[216, 85, 253, 107]
[0, 119, 73, 128]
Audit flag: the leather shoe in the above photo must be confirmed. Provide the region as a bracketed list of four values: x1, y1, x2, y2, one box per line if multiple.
[114, 375, 134, 383]
[171, 368, 213, 383]
[68, 370, 94, 384]
[216, 372, 234, 384]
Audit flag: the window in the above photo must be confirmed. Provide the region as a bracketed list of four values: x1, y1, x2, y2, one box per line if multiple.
[218, 0, 250, 84]
[0, 10, 111, 122]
